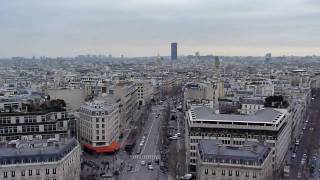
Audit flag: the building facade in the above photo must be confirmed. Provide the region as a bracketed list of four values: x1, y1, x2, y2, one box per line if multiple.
[197, 140, 273, 180]
[0, 137, 81, 180]
[186, 106, 291, 176]
[0, 110, 70, 143]
[79, 95, 121, 153]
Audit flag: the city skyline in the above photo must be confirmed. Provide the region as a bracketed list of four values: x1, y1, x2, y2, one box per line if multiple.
[1, 0, 320, 58]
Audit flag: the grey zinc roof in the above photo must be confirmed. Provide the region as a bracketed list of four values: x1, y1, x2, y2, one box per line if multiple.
[192, 106, 282, 123]
[0, 138, 79, 165]
[198, 139, 270, 163]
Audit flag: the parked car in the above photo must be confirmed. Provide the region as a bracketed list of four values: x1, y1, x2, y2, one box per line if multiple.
[180, 174, 193, 180]
[140, 160, 146, 166]
[148, 165, 154, 170]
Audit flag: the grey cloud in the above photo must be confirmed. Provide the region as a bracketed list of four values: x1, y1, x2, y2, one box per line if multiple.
[0, 0, 319, 57]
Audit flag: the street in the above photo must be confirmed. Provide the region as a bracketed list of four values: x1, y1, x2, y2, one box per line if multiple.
[118, 104, 168, 180]
[287, 89, 320, 180]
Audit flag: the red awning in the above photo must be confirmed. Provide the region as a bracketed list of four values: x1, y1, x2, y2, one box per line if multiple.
[83, 141, 120, 154]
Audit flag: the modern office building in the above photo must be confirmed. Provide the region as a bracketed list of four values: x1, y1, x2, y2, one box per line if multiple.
[197, 139, 273, 180]
[0, 137, 81, 180]
[79, 95, 121, 154]
[171, 42, 178, 60]
[186, 106, 291, 176]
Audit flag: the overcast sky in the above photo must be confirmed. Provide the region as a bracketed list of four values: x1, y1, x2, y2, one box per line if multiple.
[1, 0, 320, 57]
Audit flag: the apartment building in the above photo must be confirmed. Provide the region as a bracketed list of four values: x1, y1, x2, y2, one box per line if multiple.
[240, 97, 264, 115]
[186, 106, 291, 175]
[0, 137, 81, 180]
[197, 140, 273, 180]
[79, 94, 121, 153]
[135, 80, 155, 106]
[0, 97, 71, 143]
[113, 81, 138, 133]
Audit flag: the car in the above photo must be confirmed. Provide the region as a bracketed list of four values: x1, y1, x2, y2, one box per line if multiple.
[127, 165, 133, 171]
[136, 147, 141, 154]
[148, 165, 154, 170]
[310, 127, 314, 131]
[147, 162, 152, 165]
[295, 140, 300, 145]
[168, 136, 178, 140]
[175, 133, 181, 137]
[140, 140, 145, 144]
[180, 174, 193, 180]
[303, 126, 306, 130]
[154, 159, 160, 164]
[303, 153, 307, 158]
[291, 153, 296, 158]
[139, 142, 144, 146]
[305, 120, 309, 123]
[140, 160, 146, 166]
[297, 172, 302, 178]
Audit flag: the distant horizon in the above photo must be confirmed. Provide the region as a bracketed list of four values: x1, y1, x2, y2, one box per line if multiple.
[1, 52, 320, 60]
[1, 0, 320, 58]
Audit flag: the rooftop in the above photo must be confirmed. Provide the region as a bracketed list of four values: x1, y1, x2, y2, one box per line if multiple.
[198, 139, 271, 166]
[191, 106, 286, 123]
[0, 137, 79, 166]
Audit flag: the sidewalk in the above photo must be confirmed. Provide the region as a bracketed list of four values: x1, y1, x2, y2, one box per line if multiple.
[119, 106, 145, 148]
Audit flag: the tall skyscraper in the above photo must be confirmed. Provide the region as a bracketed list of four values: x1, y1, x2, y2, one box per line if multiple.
[171, 42, 177, 60]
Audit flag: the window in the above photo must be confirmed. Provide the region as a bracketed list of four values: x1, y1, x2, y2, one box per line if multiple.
[102, 124, 105, 128]
[222, 170, 225, 176]
[102, 118, 105, 122]
[245, 172, 249, 177]
[53, 168, 56, 174]
[46, 169, 50, 175]
[229, 170, 232, 176]
[204, 169, 208, 175]
[96, 124, 99, 128]
[21, 170, 25, 176]
[253, 172, 257, 178]
[11, 171, 15, 177]
[28, 170, 32, 176]
[236, 171, 239, 176]
[96, 130, 99, 134]
[212, 170, 216, 175]
[96, 118, 99, 122]
[3, 172, 7, 178]
[97, 136, 99, 140]
[36, 169, 40, 175]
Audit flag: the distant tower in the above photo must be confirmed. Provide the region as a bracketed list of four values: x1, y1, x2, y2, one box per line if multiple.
[156, 54, 161, 67]
[265, 53, 271, 64]
[214, 56, 220, 77]
[171, 42, 177, 61]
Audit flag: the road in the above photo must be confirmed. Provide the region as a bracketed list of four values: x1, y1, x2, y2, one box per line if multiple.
[119, 104, 168, 180]
[287, 90, 320, 180]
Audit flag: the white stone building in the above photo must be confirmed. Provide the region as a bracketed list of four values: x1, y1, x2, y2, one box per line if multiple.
[0, 137, 81, 180]
[240, 97, 265, 115]
[79, 95, 121, 153]
[197, 140, 273, 180]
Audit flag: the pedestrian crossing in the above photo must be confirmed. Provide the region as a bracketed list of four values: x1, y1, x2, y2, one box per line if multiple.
[131, 155, 160, 160]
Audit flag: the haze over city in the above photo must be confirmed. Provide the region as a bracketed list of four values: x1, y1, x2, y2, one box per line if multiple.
[1, 0, 320, 57]
[2, 1, 320, 180]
